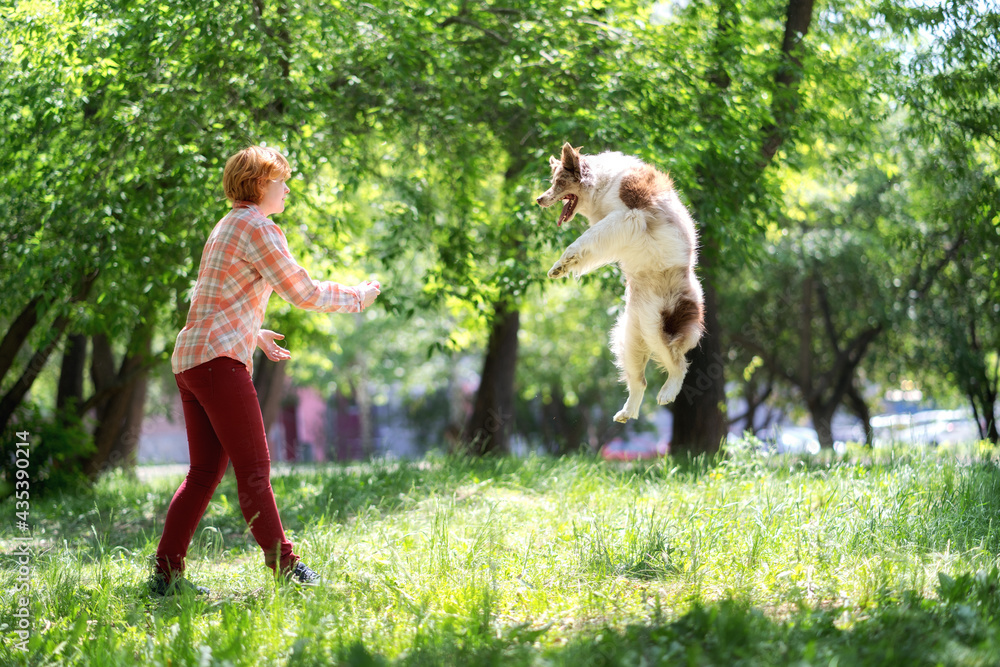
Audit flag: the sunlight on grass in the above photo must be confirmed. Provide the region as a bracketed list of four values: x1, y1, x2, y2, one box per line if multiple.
[4, 443, 1000, 664]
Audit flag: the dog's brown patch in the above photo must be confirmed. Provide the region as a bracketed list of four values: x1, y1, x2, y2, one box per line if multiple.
[661, 296, 705, 340]
[619, 165, 672, 210]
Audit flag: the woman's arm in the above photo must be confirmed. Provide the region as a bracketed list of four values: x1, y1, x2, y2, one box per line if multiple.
[246, 222, 376, 312]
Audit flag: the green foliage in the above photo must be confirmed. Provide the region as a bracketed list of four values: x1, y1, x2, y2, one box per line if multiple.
[0, 404, 94, 500]
[881, 0, 1000, 149]
[908, 144, 1000, 436]
[878, 0, 1000, 438]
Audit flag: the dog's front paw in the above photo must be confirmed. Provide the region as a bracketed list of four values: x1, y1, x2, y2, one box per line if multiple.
[547, 253, 579, 279]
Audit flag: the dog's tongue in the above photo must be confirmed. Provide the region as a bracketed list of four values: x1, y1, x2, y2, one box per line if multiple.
[558, 198, 572, 226]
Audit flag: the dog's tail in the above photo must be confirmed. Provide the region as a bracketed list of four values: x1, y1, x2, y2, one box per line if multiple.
[660, 296, 705, 344]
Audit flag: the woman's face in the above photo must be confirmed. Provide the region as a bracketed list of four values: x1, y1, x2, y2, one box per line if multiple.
[259, 177, 289, 217]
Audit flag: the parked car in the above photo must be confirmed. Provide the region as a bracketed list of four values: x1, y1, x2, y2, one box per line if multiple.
[774, 426, 822, 455]
[600, 433, 669, 461]
[872, 409, 982, 447]
[744, 425, 846, 455]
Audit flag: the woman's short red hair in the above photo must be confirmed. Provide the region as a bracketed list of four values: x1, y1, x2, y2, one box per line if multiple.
[223, 146, 291, 204]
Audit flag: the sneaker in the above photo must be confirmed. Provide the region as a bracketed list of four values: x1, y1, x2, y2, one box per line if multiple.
[281, 561, 321, 586]
[148, 572, 210, 597]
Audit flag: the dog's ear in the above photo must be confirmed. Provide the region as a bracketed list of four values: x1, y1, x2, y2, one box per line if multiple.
[549, 155, 560, 172]
[561, 142, 580, 175]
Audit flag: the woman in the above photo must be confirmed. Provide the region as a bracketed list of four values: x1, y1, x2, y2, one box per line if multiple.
[150, 145, 380, 595]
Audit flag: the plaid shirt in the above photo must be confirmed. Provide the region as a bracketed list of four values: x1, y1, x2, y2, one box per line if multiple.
[172, 201, 368, 376]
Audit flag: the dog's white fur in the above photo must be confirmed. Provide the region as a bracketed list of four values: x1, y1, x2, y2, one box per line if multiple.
[536, 143, 704, 423]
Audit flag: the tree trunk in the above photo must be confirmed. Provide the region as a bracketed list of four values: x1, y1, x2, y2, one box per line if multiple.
[845, 380, 873, 446]
[85, 323, 152, 478]
[0, 314, 74, 434]
[462, 301, 519, 456]
[799, 273, 814, 389]
[544, 384, 587, 455]
[987, 396, 1000, 446]
[90, 333, 117, 405]
[809, 402, 836, 449]
[729, 373, 773, 436]
[355, 375, 374, 458]
[966, 318, 999, 446]
[280, 402, 299, 462]
[57, 333, 88, 411]
[539, 395, 558, 454]
[761, 0, 816, 163]
[672, 280, 727, 456]
[986, 405, 999, 446]
[989, 356, 1000, 445]
[113, 370, 147, 470]
[0, 295, 42, 384]
[0, 271, 97, 433]
[668, 0, 737, 458]
[87, 365, 135, 477]
[354, 312, 375, 457]
[969, 379, 999, 446]
[106, 337, 151, 472]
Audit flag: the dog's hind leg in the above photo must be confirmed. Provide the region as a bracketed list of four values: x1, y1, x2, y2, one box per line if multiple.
[650, 296, 703, 405]
[611, 312, 650, 422]
[654, 347, 689, 406]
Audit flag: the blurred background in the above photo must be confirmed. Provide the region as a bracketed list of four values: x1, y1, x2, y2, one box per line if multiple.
[1, 0, 997, 494]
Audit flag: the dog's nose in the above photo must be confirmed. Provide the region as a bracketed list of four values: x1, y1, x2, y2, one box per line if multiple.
[535, 196, 543, 205]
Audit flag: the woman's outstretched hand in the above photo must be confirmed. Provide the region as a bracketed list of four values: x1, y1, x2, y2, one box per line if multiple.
[359, 280, 381, 310]
[257, 329, 291, 362]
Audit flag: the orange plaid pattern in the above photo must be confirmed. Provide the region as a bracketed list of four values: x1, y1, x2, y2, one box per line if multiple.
[172, 202, 367, 376]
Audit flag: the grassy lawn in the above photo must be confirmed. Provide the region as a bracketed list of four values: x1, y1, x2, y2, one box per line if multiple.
[5, 441, 1000, 665]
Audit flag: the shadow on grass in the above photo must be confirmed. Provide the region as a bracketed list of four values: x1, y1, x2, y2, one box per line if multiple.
[11, 572, 1000, 667]
[304, 572, 1000, 666]
[0, 449, 876, 550]
[11, 455, 568, 559]
[18, 450, 1000, 575]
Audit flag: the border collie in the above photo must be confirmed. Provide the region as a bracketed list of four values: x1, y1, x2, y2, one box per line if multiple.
[536, 143, 704, 422]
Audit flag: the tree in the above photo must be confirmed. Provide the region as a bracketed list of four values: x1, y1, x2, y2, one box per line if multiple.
[358, 1, 639, 455]
[907, 145, 999, 444]
[882, 0, 1000, 444]
[674, 0, 829, 454]
[0, 0, 408, 487]
[720, 124, 978, 449]
[591, 0, 899, 454]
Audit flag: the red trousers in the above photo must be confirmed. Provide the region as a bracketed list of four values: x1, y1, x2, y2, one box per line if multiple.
[155, 356, 297, 578]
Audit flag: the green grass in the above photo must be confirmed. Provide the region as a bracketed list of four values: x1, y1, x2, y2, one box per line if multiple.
[5, 441, 1000, 665]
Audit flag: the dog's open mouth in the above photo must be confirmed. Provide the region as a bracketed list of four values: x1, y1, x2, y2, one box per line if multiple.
[558, 194, 578, 226]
